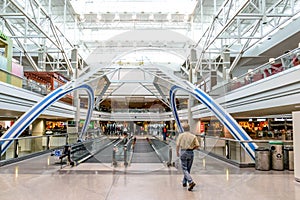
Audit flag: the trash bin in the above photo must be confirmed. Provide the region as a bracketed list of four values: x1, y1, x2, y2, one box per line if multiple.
[269, 141, 284, 170]
[284, 146, 294, 170]
[255, 147, 270, 171]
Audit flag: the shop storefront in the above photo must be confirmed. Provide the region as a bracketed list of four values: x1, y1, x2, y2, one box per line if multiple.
[45, 120, 67, 135]
[237, 118, 292, 140]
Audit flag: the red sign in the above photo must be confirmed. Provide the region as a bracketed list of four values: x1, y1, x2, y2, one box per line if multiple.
[200, 122, 205, 133]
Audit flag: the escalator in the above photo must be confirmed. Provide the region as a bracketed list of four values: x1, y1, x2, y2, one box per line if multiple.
[84, 138, 121, 163]
[70, 137, 171, 168]
[131, 139, 163, 163]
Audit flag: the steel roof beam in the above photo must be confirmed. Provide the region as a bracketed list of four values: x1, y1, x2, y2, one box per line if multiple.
[4, 19, 39, 71]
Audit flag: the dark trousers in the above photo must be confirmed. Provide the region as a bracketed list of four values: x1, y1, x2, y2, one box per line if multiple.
[180, 150, 194, 184]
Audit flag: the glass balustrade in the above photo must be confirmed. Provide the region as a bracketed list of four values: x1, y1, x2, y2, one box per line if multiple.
[210, 47, 300, 97]
[150, 138, 172, 165]
[112, 137, 134, 167]
[197, 135, 293, 166]
[0, 132, 98, 163]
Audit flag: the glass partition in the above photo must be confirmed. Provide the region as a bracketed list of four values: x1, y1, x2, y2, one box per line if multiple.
[0, 133, 81, 162]
[70, 140, 95, 162]
[111, 137, 135, 167]
[150, 138, 172, 165]
[197, 135, 293, 165]
[22, 78, 48, 95]
[210, 47, 300, 97]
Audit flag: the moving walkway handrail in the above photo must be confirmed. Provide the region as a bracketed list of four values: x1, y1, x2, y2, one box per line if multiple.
[148, 137, 172, 166]
[73, 137, 120, 165]
[113, 137, 124, 148]
[124, 137, 134, 166]
[112, 136, 133, 167]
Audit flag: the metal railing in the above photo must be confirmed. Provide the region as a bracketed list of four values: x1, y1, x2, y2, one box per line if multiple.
[0, 132, 102, 163]
[151, 137, 173, 166]
[112, 136, 134, 167]
[22, 78, 49, 95]
[210, 47, 300, 97]
[0, 131, 113, 167]
[0, 133, 71, 161]
[51, 136, 114, 167]
[69, 136, 112, 164]
[197, 134, 293, 166]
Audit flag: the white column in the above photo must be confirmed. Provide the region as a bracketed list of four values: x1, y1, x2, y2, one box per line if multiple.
[72, 48, 80, 136]
[292, 111, 300, 182]
[188, 48, 197, 132]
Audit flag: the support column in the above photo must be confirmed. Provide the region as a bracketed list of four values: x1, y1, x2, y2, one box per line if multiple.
[72, 48, 80, 137]
[38, 44, 46, 70]
[133, 123, 136, 135]
[188, 48, 197, 133]
[222, 45, 230, 81]
[32, 119, 45, 136]
[292, 111, 300, 182]
[31, 119, 46, 152]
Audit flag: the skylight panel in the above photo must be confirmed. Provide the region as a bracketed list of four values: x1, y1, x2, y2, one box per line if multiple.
[70, 0, 198, 14]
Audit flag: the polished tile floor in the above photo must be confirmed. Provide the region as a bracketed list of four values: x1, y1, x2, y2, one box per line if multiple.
[0, 144, 299, 200]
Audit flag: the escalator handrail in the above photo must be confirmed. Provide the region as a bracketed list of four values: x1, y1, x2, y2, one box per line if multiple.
[148, 138, 169, 164]
[74, 137, 121, 164]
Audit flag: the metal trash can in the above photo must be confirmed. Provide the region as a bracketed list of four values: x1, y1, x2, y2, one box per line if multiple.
[255, 147, 270, 171]
[269, 141, 284, 170]
[284, 146, 294, 170]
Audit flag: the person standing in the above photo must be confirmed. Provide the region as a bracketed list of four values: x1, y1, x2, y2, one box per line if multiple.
[162, 126, 167, 141]
[176, 125, 199, 191]
[122, 132, 128, 144]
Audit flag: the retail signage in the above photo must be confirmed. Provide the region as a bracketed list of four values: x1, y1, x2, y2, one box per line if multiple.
[200, 122, 205, 132]
[0, 31, 8, 41]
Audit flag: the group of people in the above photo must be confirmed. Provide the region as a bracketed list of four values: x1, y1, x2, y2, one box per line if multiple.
[0, 125, 9, 137]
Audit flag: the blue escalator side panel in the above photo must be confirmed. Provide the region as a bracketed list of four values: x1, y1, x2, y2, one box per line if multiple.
[0, 84, 94, 155]
[169, 84, 256, 160]
[169, 85, 184, 133]
[77, 84, 94, 138]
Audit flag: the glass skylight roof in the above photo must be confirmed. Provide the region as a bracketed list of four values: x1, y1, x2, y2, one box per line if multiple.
[70, 0, 198, 14]
[112, 50, 185, 65]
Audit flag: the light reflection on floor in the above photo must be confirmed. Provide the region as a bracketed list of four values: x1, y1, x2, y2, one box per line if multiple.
[0, 148, 298, 200]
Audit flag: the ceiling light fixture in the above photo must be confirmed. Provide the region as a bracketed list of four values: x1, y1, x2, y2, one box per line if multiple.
[132, 13, 137, 20]
[184, 14, 189, 22]
[149, 13, 154, 21]
[79, 14, 85, 21]
[97, 14, 101, 21]
[114, 13, 120, 21]
[167, 13, 172, 22]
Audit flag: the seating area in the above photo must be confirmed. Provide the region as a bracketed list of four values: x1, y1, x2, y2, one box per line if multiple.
[292, 56, 300, 66]
[227, 50, 300, 92]
[252, 72, 264, 82]
[270, 62, 284, 74]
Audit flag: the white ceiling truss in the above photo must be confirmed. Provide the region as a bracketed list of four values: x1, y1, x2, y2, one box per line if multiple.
[193, 0, 300, 77]
[76, 64, 191, 111]
[0, 0, 299, 85]
[0, 0, 86, 77]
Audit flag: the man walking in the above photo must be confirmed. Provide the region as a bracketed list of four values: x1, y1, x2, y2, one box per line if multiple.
[176, 125, 199, 191]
